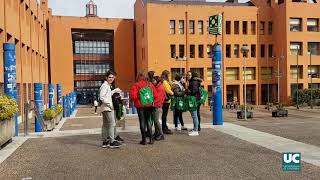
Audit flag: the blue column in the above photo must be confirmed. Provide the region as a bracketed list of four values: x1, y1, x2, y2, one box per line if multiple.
[4, 43, 18, 136]
[67, 94, 71, 117]
[49, 84, 54, 109]
[132, 102, 136, 114]
[34, 83, 43, 132]
[212, 44, 224, 125]
[57, 84, 62, 105]
[63, 96, 67, 118]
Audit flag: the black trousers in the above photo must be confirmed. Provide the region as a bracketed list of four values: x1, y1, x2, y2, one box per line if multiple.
[161, 103, 170, 129]
[197, 103, 201, 129]
[173, 109, 184, 128]
[137, 107, 153, 141]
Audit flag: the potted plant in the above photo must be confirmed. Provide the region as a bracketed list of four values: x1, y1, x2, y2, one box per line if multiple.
[43, 108, 56, 131]
[265, 102, 273, 111]
[53, 104, 63, 124]
[0, 95, 18, 147]
[272, 104, 288, 117]
[237, 104, 253, 119]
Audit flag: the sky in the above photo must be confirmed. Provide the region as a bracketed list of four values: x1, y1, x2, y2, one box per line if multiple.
[48, 0, 246, 19]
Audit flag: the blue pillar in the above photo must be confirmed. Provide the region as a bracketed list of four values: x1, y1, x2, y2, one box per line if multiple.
[67, 94, 71, 117]
[49, 84, 54, 109]
[212, 44, 224, 125]
[132, 102, 136, 114]
[34, 83, 43, 132]
[63, 96, 67, 118]
[4, 43, 18, 136]
[57, 84, 62, 105]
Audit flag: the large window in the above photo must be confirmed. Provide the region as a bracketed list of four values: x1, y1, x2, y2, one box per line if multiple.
[234, 21, 239, 34]
[290, 18, 302, 32]
[268, 44, 273, 57]
[179, 20, 184, 34]
[170, 44, 176, 58]
[170, 20, 175, 34]
[290, 42, 303, 55]
[74, 63, 111, 75]
[308, 65, 320, 78]
[226, 21, 231, 34]
[190, 68, 204, 79]
[308, 42, 320, 55]
[260, 44, 265, 58]
[74, 41, 110, 54]
[251, 21, 256, 35]
[243, 67, 256, 80]
[234, 44, 239, 58]
[307, 18, 319, 32]
[207, 68, 212, 81]
[261, 67, 273, 80]
[251, 45, 256, 58]
[226, 68, 239, 81]
[290, 65, 303, 79]
[268, 21, 273, 35]
[190, 45, 195, 58]
[75, 81, 102, 88]
[198, 20, 203, 34]
[260, 21, 265, 35]
[179, 44, 185, 58]
[198, 44, 204, 58]
[242, 21, 248, 35]
[189, 20, 195, 34]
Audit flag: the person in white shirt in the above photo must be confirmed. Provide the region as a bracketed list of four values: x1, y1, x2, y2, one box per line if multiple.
[99, 71, 122, 148]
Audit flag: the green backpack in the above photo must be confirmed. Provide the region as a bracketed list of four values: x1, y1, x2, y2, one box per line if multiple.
[186, 96, 197, 111]
[175, 97, 186, 111]
[199, 88, 208, 105]
[139, 84, 154, 106]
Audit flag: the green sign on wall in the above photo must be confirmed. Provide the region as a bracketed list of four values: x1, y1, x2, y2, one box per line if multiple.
[209, 14, 223, 35]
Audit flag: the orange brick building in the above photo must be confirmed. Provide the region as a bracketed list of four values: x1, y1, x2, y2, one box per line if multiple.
[135, 0, 320, 106]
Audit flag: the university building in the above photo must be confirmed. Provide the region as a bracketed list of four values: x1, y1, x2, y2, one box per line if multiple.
[0, 0, 320, 125]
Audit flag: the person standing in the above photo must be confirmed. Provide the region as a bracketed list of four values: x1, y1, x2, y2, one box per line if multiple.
[185, 71, 201, 136]
[100, 71, 122, 148]
[152, 76, 165, 140]
[161, 70, 173, 134]
[172, 73, 188, 131]
[130, 72, 158, 145]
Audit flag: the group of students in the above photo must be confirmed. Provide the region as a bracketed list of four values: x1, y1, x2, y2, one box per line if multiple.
[130, 70, 204, 146]
[99, 70, 205, 148]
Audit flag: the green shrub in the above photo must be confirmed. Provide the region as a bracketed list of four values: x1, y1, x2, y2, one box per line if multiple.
[239, 104, 253, 111]
[43, 109, 56, 120]
[0, 95, 19, 121]
[54, 104, 63, 114]
[292, 88, 320, 106]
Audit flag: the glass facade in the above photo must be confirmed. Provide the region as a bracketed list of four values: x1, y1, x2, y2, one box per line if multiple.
[74, 40, 110, 54]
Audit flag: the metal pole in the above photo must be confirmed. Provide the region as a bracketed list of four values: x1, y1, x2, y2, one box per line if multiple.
[278, 56, 280, 104]
[244, 55, 247, 120]
[310, 52, 313, 109]
[296, 51, 299, 109]
[267, 54, 269, 107]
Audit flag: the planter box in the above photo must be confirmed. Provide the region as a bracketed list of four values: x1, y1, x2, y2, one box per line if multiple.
[272, 109, 288, 117]
[237, 111, 253, 119]
[44, 119, 55, 131]
[0, 118, 14, 148]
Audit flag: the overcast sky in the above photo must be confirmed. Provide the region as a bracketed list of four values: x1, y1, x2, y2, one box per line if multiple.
[48, 0, 246, 19]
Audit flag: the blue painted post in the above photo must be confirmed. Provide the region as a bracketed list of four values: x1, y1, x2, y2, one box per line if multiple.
[73, 92, 76, 111]
[212, 43, 224, 125]
[49, 84, 54, 109]
[66, 94, 70, 117]
[63, 96, 67, 118]
[4, 43, 18, 136]
[57, 84, 62, 105]
[34, 83, 43, 132]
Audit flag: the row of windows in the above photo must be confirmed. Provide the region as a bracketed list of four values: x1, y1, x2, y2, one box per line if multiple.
[289, 18, 320, 32]
[170, 44, 274, 59]
[290, 42, 320, 55]
[169, 20, 273, 35]
[75, 81, 102, 88]
[290, 65, 320, 79]
[74, 63, 111, 75]
[73, 41, 110, 54]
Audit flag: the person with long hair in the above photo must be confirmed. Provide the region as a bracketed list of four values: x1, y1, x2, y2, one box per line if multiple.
[151, 76, 165, 140]
[172, 73, 188, 131]
[185, 71, 201, 136]
[160, 70, 174, 134]
[130, 72, 158, 145]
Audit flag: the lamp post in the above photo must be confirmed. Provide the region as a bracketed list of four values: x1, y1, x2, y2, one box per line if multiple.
[277, 55, 284, 104]
[241, 45, 249, 120]
[295, 48, 299, 109]
[309, 51, 313, 109]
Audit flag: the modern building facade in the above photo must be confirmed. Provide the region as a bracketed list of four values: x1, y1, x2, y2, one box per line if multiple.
[135, 0, 320, 106]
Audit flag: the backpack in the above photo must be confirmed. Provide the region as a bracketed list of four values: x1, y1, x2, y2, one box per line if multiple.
[139, 84, 154, 106]
[112, 93, 124, 120]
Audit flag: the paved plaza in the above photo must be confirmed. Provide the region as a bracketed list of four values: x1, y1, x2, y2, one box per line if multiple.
[0, 106, 320, 179]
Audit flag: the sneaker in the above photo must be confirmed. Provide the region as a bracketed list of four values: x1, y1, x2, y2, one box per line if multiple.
[175, 127, 180, 131]
[181, 127, 188, 131]
[188, 130, 199, 136]
[108, 141, 121, 148]
[102, 141, 109, 148]
[115, 136, 124, 142]
[163, 128, 173, 135]
[155, 135, 164, 141]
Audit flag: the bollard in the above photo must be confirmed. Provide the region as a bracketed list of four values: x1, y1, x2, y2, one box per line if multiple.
[132, 102, 136, 114]
[34, 83, 43, 132]
[49, 84, 54, 109]
[57, 84, 62, 105]
[63, 96, 67, 118]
